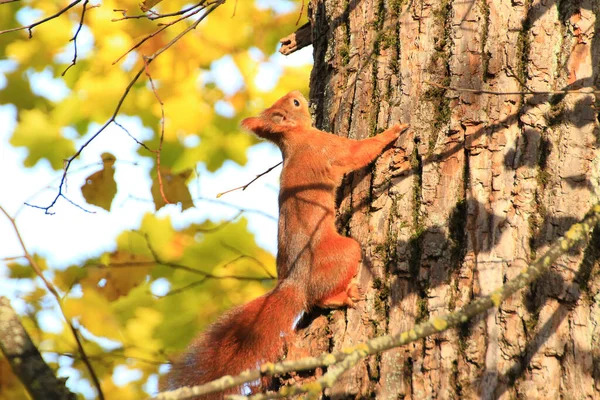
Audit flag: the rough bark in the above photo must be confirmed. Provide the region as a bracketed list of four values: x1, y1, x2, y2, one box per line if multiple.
[0, 297, 76, 400]
[292, 0, 600, 399]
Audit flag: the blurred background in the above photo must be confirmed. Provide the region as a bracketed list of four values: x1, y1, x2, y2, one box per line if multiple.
[0, 0, 312, 397]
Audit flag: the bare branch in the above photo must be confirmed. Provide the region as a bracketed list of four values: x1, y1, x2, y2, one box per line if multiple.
[221, 242, 276, 279]
[279, 22, 311, 56]
[142, 56, 171, 206]
[62, 0, 90, 76]
[295, 0, 304, 25]
[113, 1, 211, 22]
[216, 162, 282, 198]
[0, 0, 82, 37]
[126, 194, 278, 221]
[112, 1, 218, 65]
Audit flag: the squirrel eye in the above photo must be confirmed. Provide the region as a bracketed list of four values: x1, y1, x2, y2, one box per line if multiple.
[293, 99, 300, 107]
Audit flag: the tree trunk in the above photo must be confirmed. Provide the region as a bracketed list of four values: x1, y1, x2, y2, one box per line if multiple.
[293, 0, 600, 398]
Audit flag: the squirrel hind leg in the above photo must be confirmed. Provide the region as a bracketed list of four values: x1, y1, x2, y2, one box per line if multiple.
[317, 281, 363, 308]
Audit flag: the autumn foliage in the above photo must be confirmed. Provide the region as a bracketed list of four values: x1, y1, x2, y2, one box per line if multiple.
[0, 1, 310, 398]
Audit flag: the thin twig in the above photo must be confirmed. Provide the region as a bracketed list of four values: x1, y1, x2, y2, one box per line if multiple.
[136, 230, 272, 283]
[0, 0, 81, 37]
[113, 1, 217, 65]
[194, 211, 243, 233]
[112, 1, 207, 21]
[221, 242, 275, 279]
[113, 120, 154, 152]
[62, 0, 90, 76]
[143, 57, 170, 206]
[295, 0, 304, 25]
[50, 350, 166, 366]
[163, 277, 210, 296]
[15, 162, 107, 218]
[126, 194, 278, 221]
[216, 162, 282, 198]
[25, 66, 145, 214]
[0, 255, 26, 262]
[84, 260, 271, 282]
[62, 193, 95, 213]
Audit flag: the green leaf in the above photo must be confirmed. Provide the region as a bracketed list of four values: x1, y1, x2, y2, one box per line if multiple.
[7, 262, 35, 279]
[0, 70, 41, 110]
[10, 108, 75, 170]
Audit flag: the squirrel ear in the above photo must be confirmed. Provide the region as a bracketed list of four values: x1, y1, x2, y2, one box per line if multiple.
[270, 112, 286, 125]
[270, 112, 297, 127]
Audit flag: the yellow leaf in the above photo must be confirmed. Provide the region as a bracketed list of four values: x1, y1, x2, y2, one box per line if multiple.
[100, 377, 140, 399]
[124, 307, 163, 354]
[0, 357, 29, 399]
[75, 68, 129, 121]
[63, 291, 123, 340]
[5, 18, 71, 70]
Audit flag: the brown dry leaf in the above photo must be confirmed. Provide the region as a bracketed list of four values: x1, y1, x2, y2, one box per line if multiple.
[83, 250, 153, 301]
[81, 152, 117, 211]
[151, 168, 194, 211]
[139, 0, 163, 12]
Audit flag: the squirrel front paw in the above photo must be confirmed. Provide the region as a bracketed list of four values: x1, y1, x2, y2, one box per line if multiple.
[388, 123, 409, 138]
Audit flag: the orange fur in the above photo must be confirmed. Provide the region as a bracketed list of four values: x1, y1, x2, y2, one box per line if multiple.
[165, 282, 305, 399]
[242, 91, 408, 308]
[164, 92, 408, 398]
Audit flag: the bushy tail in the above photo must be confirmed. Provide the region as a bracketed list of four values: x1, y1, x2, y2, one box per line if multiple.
[165, 281, 306, 399]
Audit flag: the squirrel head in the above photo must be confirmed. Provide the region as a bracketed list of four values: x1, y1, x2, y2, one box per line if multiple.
[241, 91, 312, 138]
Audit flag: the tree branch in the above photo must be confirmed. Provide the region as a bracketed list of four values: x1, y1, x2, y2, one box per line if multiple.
[0, 0, 82, 37]
[62, 0, 90, 76]
[112, 1, 208, 22]
[0, 297, 77, 400]
[278, 22, 311, 56]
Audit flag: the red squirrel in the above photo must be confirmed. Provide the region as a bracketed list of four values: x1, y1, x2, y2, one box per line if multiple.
[164, 91, 408, 398]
